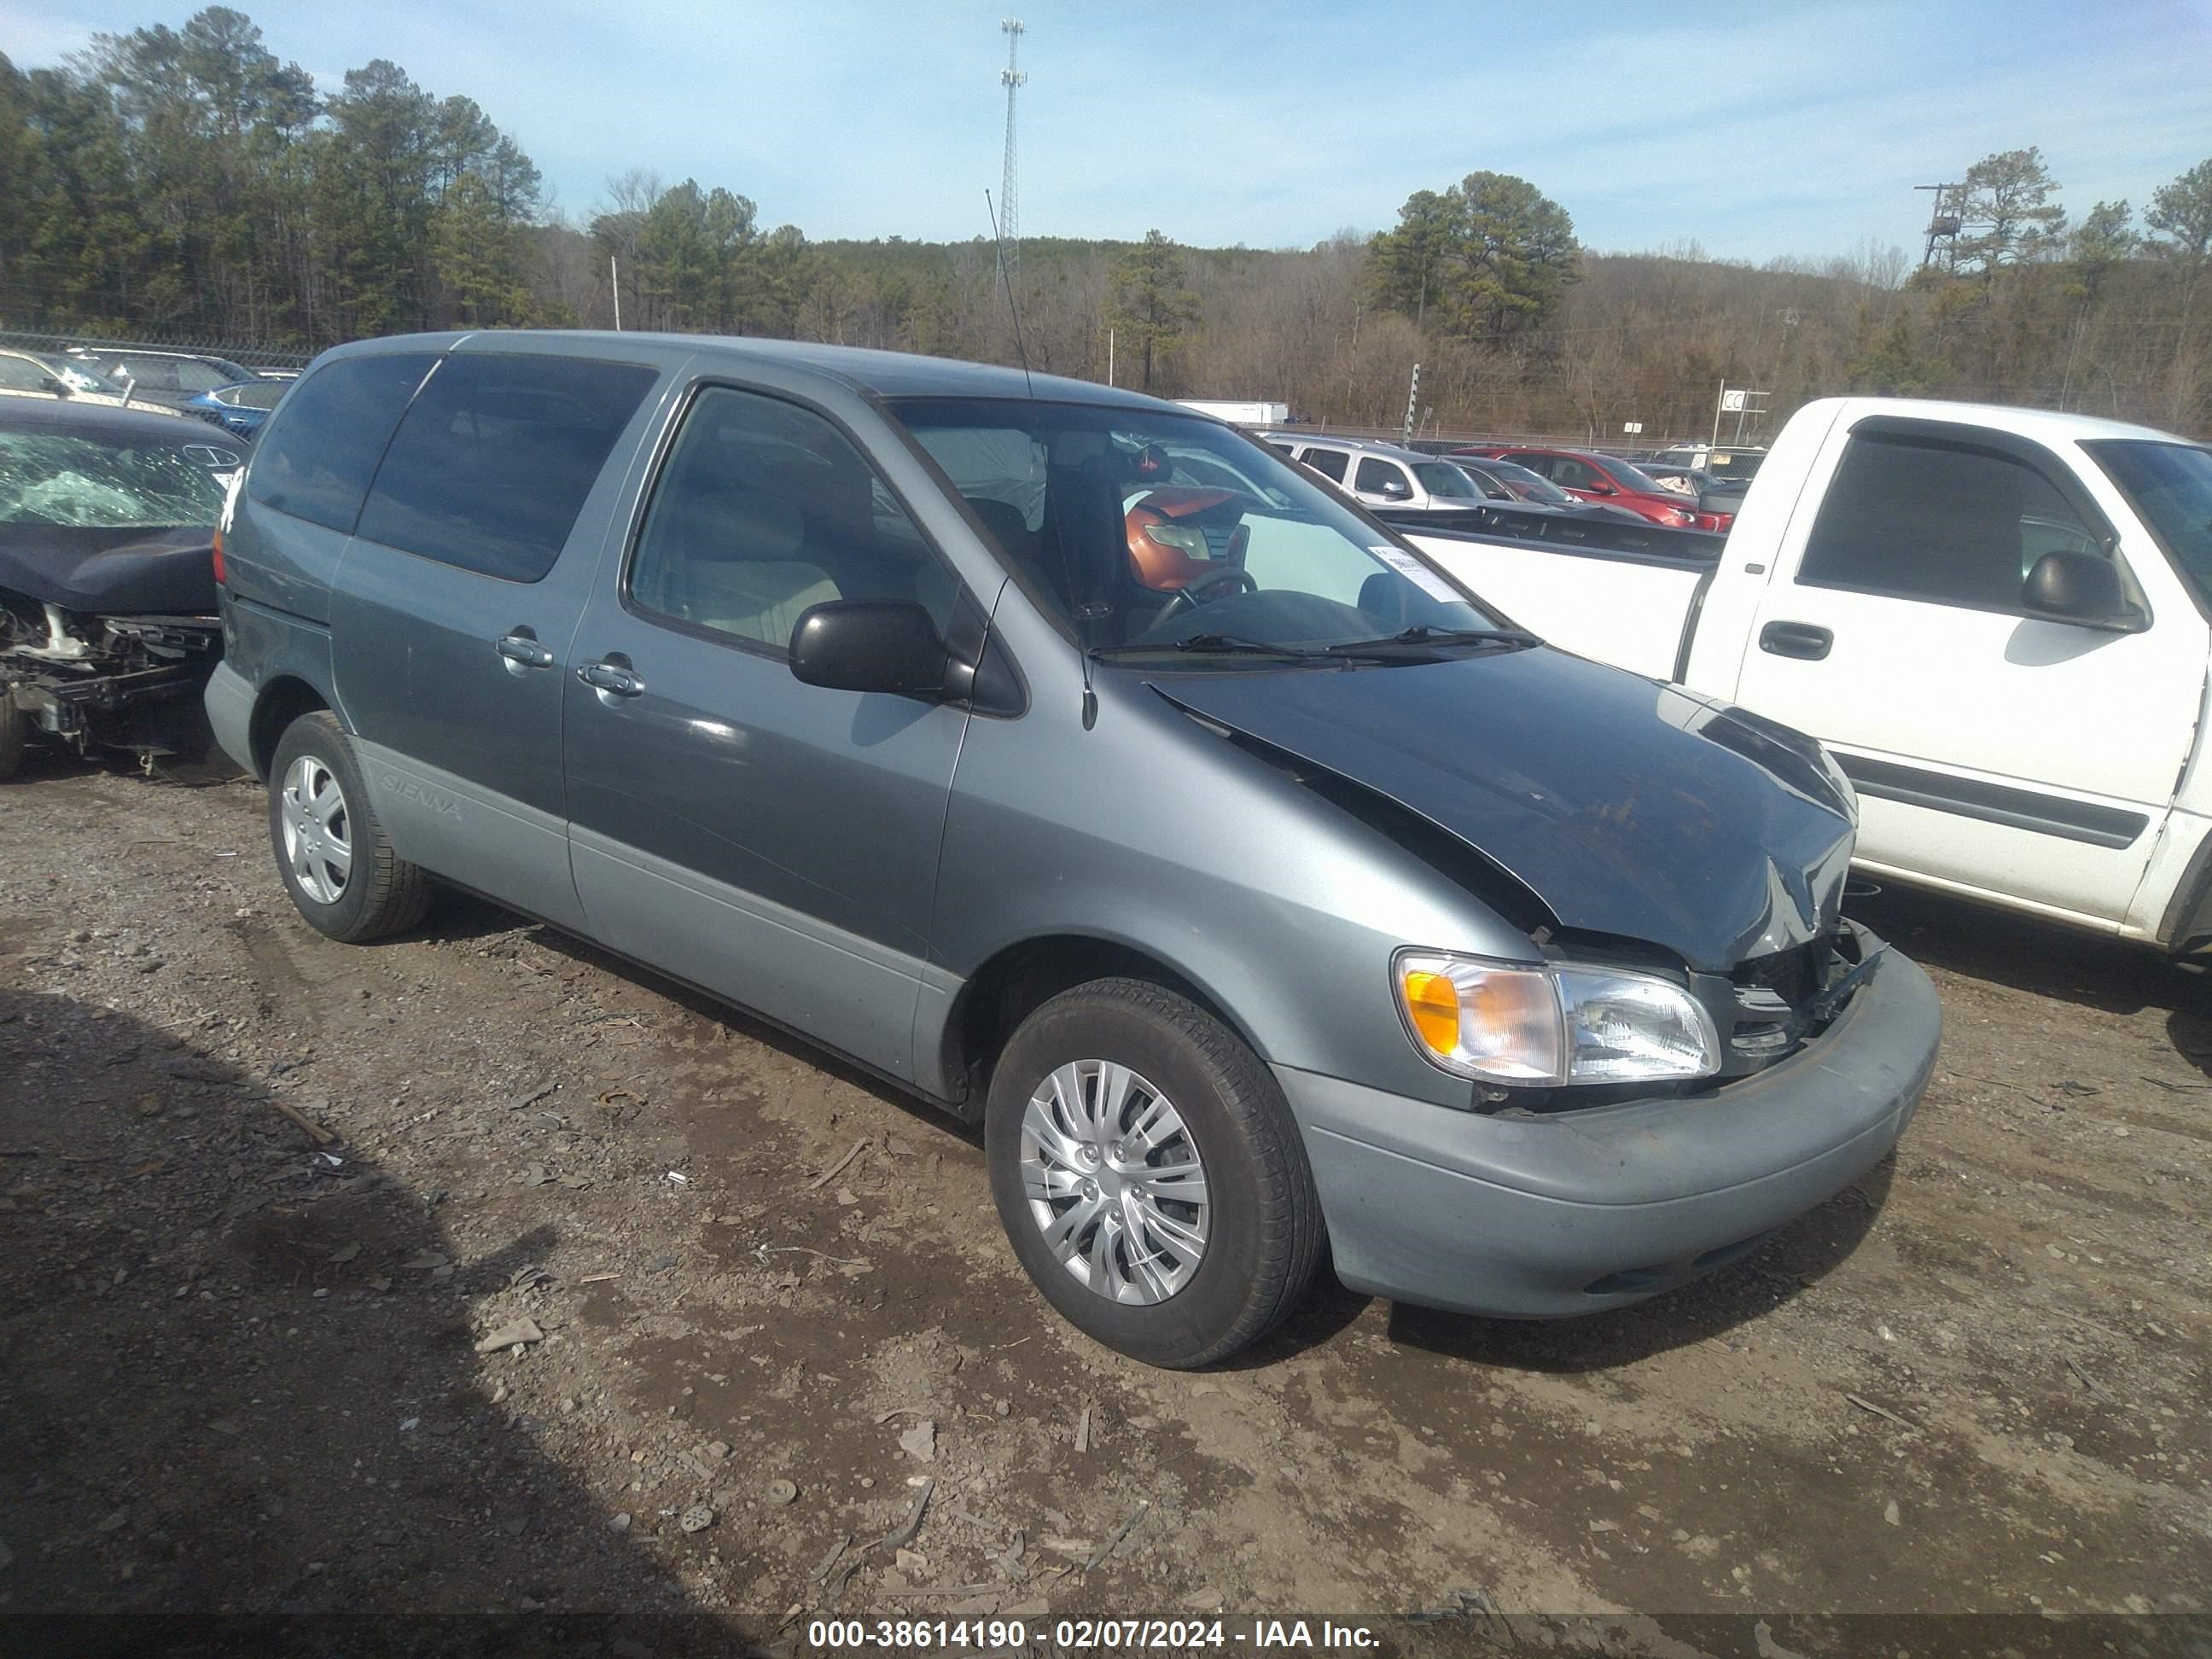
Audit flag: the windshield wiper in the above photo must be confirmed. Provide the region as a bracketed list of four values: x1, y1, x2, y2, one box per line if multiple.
[1323, 626, 1541, 655]
[1091, 632, 1321, 660]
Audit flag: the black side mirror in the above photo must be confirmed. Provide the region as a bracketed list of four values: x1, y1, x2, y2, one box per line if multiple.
[789, 601, 950, 698]
[40, 375, 71, 398]
[2023, 550, 2140, 630]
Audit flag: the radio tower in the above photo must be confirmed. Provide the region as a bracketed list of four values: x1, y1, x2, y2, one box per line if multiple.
[998, 18, 1026, 281]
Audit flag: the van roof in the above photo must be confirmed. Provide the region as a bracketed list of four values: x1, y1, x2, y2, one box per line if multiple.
[319, 329, 1179, 413]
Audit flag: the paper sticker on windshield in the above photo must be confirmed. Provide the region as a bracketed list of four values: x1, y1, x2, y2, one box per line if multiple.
[1371, 545, 1459, 602]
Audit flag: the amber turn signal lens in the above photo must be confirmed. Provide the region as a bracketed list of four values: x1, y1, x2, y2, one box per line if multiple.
[1402, 969, 1460, 1055]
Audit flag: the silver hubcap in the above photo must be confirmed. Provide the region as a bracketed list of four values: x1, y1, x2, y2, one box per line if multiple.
[1020, 1060, 1210, 1305]
[280, 754, 352, 905]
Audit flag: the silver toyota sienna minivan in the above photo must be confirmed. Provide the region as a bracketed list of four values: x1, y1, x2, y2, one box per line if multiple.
[206, 332, 1941, 1367]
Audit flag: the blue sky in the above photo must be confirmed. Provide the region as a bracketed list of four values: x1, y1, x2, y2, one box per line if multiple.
[5, 0, 2209, 261]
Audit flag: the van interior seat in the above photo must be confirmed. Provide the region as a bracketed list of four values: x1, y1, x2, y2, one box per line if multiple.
[757, 449, 961, 623]
[655, 482, 841, 645]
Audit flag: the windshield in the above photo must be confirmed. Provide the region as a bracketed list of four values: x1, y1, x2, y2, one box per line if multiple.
[890, 398, 1508, 657]
[1597, 457, 1666, 493]
[1472, 458, 1572, 504]
[2087, 439, 2212, 603]
[1412, 461, 1481, 498]
[0, 432, 225, 527]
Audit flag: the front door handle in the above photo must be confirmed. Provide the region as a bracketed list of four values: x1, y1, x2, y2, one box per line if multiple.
[577, 658, 646, 698]
[495, 632, 554, 669]
[1759, 620, 1834, 661]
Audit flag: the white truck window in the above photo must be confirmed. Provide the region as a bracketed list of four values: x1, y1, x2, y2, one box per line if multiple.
[1798, 434, 2104, 612]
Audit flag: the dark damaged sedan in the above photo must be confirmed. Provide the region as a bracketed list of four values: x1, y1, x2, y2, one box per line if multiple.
[204, 334, 1941, 1366]
[2, 399, 225, 777]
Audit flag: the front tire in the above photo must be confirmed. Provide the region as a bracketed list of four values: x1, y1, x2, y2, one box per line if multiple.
[266, 711, 432, 942]
[986, 978, 1323, 1368]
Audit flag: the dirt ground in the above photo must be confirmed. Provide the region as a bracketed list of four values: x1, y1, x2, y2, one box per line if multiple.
[1, 755, 2207, 1647]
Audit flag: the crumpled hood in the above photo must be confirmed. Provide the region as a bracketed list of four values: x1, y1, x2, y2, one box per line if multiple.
[1155, 648, 1856, 972]
[0, 525, 217, 615]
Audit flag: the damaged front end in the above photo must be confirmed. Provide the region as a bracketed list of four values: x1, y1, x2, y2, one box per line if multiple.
[1149, 645, 1883, 1112]
[0, 409, 230, 777]
[0, 590, 223, 777]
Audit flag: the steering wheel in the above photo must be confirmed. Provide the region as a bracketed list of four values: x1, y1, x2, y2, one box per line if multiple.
[1159, 565, 1258, 619]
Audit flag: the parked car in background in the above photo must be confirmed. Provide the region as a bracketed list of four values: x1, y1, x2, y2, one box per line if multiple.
[1640, 461, 1753, 522]
[1464, 445, 1735, 532]
[1451, 454, 1650, 523]
[0, 398, 227, 777]
[1259, 433, 1493, 513]
[184, 378, 287, 442]
[1404, 398, 2212, 952]
[67, 348, 260, 411]
[1654, 443, 1768, 484]
[207, 331, 1937, 1366]
[0, 348, 187, 416]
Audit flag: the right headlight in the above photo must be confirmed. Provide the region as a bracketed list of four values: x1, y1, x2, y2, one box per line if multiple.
[1394, 950, 1721, 1087]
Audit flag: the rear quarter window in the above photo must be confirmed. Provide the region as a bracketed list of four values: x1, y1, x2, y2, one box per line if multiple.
[353, 353, 658, 583]
[247, 353, 437, 533]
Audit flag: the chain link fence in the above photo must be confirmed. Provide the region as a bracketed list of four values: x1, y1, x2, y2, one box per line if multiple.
[0, 325, 313, 375]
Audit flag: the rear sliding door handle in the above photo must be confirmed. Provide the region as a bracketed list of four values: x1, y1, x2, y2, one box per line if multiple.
[1759, 620, 1834, 661]
[495, 632, 555, 669]
[577, 659, 646, 698]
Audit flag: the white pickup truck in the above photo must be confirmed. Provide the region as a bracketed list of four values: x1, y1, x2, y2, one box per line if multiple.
[1392, 397, 2212, 953]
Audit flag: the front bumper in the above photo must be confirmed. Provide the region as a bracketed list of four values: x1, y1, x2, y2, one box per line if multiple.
[1279, 928, 1940, 1318]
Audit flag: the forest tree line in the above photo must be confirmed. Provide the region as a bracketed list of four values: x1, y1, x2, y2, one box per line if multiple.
[3, 9, 2208, 442]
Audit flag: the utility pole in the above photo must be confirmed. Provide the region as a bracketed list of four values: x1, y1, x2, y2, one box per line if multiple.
[1107, 327, 1115, 387]
[998, 20, 1026, 286]
[611, 256, 622, 330]
[1402, 363, 1420, 447]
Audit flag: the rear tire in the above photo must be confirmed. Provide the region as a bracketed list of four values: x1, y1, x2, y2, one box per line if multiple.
[0, 692, 25, 781]
[266, 711, 433, 942]
[986, 978, 1323, 1368]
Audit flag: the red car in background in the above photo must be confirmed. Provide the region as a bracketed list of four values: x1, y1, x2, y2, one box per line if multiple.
[1456, 445, 1734, 533]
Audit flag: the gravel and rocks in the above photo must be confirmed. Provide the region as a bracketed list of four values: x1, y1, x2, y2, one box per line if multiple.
[0, 757, 2206, 1631]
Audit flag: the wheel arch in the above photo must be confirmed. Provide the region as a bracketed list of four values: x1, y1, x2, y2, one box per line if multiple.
[248, 676, 333, 782]
[937, 933, 1263, 1120]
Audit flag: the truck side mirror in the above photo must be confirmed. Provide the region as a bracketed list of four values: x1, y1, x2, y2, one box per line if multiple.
[789, 600, 951, 698]
[2023, 550, 2142, 632]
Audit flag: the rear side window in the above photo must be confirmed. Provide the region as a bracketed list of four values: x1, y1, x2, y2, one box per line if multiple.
[355, 353, 658, 583]
[1354, 457, 1409, 494]
[112, 358, 180, 393]
[1798, 433, 2104, 612]
[1301, 447, 1348, 482]
[174, 361, 234, 393]
[248, 353, 435, 532]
